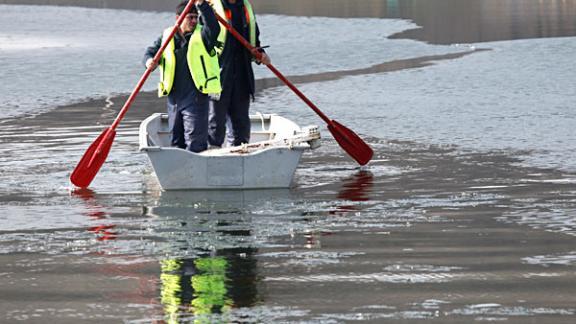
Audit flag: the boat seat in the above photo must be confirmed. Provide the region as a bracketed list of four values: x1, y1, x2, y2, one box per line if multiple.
[250, 131, 274, 143]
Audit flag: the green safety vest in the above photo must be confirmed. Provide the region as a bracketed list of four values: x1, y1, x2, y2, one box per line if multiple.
[158, 25, 222, 98]
[160, 257, 231, 323]
[210, 0, 257, 55]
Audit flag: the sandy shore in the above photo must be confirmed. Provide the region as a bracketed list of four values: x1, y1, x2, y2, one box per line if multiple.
[2, 0, 575, 45]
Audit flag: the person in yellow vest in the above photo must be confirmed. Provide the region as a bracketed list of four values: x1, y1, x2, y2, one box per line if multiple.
[143, 0, 221, 153]
[207, 0, 271, 148]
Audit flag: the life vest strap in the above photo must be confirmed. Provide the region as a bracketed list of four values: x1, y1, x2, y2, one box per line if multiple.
[224, 6, 251, 24]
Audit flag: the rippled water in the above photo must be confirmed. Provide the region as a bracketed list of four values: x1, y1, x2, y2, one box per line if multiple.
[2, 103, 576, 322]
[1, 1, 576, 323]
[254, 36, 576, 172]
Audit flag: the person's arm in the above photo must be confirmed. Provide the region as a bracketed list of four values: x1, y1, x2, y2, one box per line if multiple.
[254, 22, 270, 65]
[197, 0, 221, 53]
[143, 35, 163, 70]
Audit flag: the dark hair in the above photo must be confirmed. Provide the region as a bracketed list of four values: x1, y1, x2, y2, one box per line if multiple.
[176, 0, 198, 15]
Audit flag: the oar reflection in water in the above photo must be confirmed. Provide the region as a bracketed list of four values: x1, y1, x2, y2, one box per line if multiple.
[72, 188, 118, 241]
[330, 170, 375, 214]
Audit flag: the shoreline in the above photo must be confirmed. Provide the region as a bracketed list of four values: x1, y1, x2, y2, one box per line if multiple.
[1, 49, 484, 126]
[2, 0, 575, 45]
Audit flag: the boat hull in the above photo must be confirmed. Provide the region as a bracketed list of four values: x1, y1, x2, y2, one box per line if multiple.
[145, 147, 304, 189]
[139, 113, 318, 190]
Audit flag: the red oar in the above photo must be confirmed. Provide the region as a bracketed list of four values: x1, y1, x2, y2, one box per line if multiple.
[214, 13, 373, 165]
[70, 0, 198, 188]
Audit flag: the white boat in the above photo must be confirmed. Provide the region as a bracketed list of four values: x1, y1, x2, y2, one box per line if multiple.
[139, 113, 320, 190]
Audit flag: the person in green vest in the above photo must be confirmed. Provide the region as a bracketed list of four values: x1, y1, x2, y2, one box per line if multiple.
[143, 0, 221, 153]
[207, 0, 271, 148]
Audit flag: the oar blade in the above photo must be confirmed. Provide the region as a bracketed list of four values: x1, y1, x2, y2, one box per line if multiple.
[328, 120, 374, 166]
[70, 128, 116, 188]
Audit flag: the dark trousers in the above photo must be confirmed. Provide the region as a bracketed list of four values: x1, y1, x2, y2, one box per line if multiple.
[208, 81, 251, 147]
[167, 98, 208, 153]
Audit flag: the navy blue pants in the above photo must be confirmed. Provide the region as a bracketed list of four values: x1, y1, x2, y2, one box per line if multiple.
[208, 81, 251, 147]
[167, 98, 208, 153]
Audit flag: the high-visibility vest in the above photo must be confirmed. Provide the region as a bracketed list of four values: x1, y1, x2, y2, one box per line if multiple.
[209, 0, 257, 55]
[191, 257, 232, 315]
[158, 25, 222, 98]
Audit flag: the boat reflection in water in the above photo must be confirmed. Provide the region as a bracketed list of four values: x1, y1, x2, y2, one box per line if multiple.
[147, 188, 293, 210]
[67, 171, 378, 321]
[146, 189, 286, 322]
[69, 187, 272, 322]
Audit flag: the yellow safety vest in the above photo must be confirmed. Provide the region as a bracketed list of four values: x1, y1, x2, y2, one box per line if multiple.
[158, 25, 222, 98]
[209, 0, 257, 55]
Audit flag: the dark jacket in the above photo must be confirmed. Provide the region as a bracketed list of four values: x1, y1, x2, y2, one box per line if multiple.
[219, 0, 263, 97]
[143, 2, 220, 104]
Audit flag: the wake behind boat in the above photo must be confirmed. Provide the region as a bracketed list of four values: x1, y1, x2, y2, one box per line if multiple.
[139, 113, 320, 190]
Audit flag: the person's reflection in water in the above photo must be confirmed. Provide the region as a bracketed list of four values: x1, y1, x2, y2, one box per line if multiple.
[150, 190, 266, 322]
[160, 256, 231, 323]
[159, 248, 258, 323]
[71, 188, 117, 241]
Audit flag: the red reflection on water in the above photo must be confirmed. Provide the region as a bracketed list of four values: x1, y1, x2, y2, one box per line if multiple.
[87, 224, 117, 241]
[331, 171, 374, 215]
[338, 171, 374, 201]
[71, 188, 118, 241]
[71, 189, 158, 309]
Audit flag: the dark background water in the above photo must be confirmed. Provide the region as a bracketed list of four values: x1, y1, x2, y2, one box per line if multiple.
[2, 0, 575, 44]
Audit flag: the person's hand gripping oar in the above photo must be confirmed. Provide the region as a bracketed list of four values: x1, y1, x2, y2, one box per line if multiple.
[70, 0, 199, 188]
[213, 12, 374, 166]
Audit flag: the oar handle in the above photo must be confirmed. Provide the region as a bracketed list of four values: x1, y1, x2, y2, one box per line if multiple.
[110, 0, 198, 131]
[213, 13, 332, 125]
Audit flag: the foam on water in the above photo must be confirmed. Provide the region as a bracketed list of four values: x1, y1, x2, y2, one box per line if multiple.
[523, 252, 576, 266]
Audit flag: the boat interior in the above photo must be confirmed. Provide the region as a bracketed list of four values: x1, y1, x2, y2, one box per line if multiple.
[143, 113, 299, 149]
